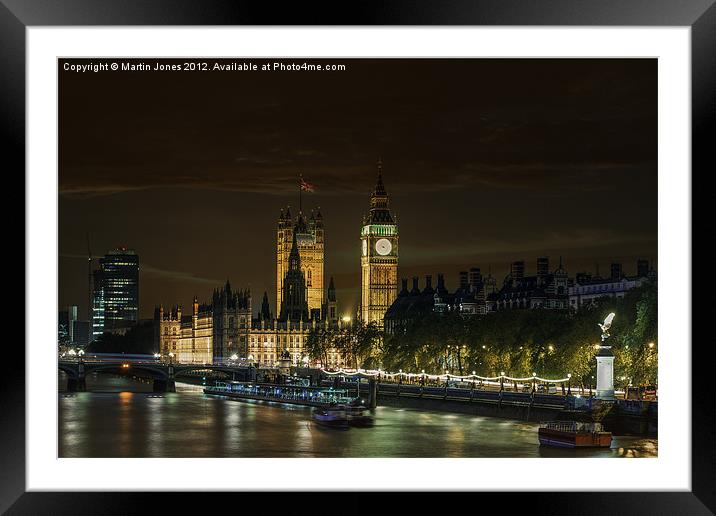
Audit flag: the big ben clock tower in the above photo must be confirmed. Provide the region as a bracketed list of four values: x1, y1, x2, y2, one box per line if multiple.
[360, 160, 398, 327]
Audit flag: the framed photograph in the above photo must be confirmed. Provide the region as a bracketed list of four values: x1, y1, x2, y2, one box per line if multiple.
[5, 0, 711, 513]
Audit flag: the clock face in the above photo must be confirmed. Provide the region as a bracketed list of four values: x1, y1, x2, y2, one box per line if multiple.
[362, 240, 367, 256]
[375, 238, 392, 256]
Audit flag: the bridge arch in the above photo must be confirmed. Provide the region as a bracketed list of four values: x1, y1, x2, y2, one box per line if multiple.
[173, 365, 249, 381]
[58, 363, 79, 379]
[84, 363, 169, 380]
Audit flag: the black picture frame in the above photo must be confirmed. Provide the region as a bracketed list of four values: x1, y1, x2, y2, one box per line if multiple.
[3, 1, 711, 513]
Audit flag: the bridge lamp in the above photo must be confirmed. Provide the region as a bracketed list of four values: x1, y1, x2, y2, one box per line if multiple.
[68, 349, 76, 356]
[78, 349, 85, 356]
[153, 353, 160, 359]
[230, 354, 238, 361]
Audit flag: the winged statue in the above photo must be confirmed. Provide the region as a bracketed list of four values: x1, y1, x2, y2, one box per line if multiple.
[598, 312, 616, 340]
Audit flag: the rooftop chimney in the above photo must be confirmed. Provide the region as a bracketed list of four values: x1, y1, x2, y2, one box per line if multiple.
[537, 257, 549, 278]
[423, 275, 433, 293]
[459, 271, 469, 291]
[511, 261, 525, 281]
[469, 267, 482, 290]
[400, 278, 409, 295]
[610, 263, 623, 280]
[437, 274, 446, 293]
[637, 259, 649, 277]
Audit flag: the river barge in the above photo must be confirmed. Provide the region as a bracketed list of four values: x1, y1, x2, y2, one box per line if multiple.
[203, 380, 354, 408]
[538, 421, 612, 448]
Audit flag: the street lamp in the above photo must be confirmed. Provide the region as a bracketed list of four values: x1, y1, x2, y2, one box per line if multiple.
[168, 352, 174, 365]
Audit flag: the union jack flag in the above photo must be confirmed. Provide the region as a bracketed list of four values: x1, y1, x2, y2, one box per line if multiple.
[299, 176, 315, 192]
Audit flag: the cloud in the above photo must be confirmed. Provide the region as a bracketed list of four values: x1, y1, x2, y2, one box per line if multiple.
[60, 253, 222, 285]
[399, 229, 657, 265]
[58, 158, 656, 199]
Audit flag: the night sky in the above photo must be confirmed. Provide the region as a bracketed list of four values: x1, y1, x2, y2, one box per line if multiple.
[59, 58, 657, 320]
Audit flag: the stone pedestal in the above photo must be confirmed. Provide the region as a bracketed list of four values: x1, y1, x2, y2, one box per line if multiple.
[595, 349, 615, 400]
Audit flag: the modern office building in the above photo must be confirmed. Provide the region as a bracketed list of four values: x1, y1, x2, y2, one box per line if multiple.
[59, 305, 87, 346]
[92, 248, 140, 340]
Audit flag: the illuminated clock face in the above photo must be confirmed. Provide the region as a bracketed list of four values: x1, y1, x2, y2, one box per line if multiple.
[375, 238, 392, 256]
[362, 240, 367, 256]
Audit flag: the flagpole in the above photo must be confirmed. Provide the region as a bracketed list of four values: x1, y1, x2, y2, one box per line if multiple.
[299, 174, 302, 213]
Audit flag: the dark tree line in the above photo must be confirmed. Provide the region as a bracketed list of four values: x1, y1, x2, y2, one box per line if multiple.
[309, 281, 657, 390]
[87, 321, 155, 355]
[381, 281, 657, 389]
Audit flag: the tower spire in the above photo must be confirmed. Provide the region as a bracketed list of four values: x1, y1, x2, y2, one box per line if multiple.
[373, 158, 387, 197]
[367, 159, 392, 223]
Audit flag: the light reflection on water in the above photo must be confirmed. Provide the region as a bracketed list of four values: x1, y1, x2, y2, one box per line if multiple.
[58, 373, 657, 458]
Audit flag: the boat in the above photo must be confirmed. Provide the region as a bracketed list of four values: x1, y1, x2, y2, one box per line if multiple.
[538, 421, 612, 448]
[312, 406, 349, 429]
[343, 404, 374, 427]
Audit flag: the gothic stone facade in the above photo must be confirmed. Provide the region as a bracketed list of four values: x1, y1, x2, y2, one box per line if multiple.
[276, 207, 324, 318]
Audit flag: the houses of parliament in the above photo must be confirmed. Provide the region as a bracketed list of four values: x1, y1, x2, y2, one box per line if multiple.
[154, 162, 399, 366]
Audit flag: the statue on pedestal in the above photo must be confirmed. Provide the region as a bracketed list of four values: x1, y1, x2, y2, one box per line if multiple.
[595, 312, 616, 400]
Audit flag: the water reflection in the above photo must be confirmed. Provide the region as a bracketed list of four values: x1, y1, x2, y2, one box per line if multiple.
[58, 373, 657, 459]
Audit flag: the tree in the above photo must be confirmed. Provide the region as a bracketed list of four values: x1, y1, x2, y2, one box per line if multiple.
[377, 281, 658, 384]
[87, 321, 155, 354]
[305, 326, 331, 367]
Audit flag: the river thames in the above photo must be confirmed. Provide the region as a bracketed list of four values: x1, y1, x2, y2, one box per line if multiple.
[58, 372, 657, 458]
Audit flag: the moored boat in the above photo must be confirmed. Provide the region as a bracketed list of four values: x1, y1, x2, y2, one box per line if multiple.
[538, 421, 612, 448]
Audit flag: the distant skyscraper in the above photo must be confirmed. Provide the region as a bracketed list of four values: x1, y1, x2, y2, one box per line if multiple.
[58, 310, 69, 343]
[92, 248, 139, 339]
[67, 305, 78, 343]
[91, 269, 105, 341]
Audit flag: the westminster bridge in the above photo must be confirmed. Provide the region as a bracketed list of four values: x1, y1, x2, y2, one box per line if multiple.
[58, 357, 257, 392]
